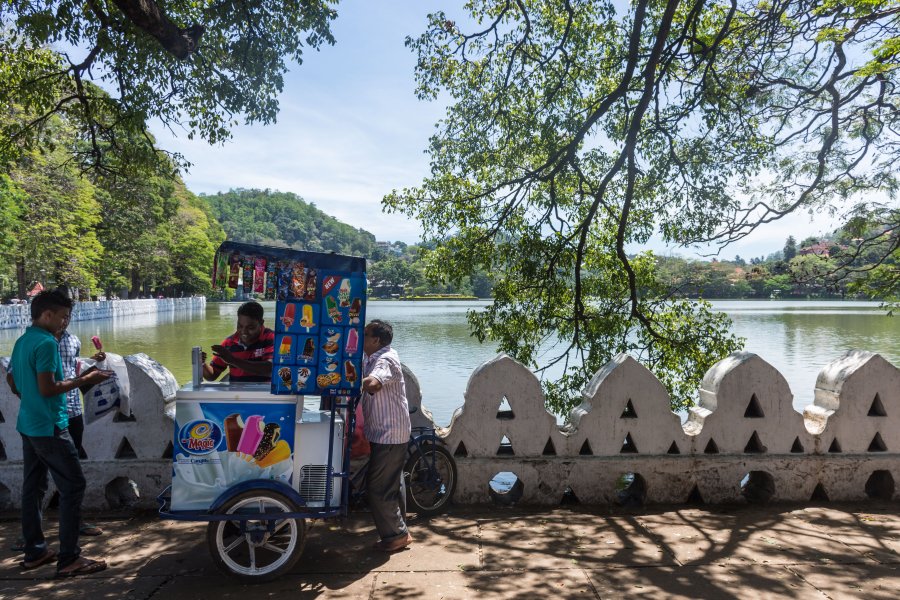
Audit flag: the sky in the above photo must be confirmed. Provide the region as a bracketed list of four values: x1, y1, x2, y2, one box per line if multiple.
[150, 0, 837, 261]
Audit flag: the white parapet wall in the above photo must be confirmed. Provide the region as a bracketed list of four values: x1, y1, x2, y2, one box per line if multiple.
[0, 348, 898, 510]
[0, 297, 205, 330]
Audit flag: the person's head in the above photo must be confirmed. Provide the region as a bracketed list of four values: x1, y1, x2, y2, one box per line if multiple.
[31, 290, 73, 334]
[364, 319, 393, 355]
[54, 286, 73, 336]
[236, 301, 265, 346]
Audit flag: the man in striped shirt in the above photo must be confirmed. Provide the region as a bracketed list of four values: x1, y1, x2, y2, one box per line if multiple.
[362, 320, 412, 552]
[202, 301, 274, 382]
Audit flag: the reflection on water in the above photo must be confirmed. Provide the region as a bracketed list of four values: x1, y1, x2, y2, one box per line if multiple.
[2, 300, 899, 427]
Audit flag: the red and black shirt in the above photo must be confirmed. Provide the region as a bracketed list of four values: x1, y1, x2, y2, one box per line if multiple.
[210, 328, 275, 382]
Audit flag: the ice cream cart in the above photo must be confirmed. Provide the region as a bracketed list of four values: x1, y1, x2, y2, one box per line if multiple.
[157, 241, 366, 582]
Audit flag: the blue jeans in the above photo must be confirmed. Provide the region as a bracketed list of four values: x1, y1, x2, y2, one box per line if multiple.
[21, 427, 85, 568]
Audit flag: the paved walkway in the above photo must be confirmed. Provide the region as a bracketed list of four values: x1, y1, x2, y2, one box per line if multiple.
[2, 503, 899, 598]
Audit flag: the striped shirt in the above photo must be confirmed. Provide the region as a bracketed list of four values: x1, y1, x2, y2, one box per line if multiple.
[362, 346, 411, 445]
[58, 330, 82, 418]
[210, 328, 275, 382]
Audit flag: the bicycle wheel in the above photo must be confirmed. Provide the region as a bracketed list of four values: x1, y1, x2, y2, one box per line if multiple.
[206, 490, 306, 583]
[404, 443, 457, 516]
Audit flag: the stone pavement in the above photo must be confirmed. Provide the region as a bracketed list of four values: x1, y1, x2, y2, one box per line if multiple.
[2, 503, 900, 599]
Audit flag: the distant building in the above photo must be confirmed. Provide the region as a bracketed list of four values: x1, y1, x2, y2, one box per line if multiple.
[375, 241, 404, 256]
[798, 241, 845, 258]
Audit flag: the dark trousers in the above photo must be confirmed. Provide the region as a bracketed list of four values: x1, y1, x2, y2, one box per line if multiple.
[366, 442, 408, 542]
[21, 428, 85, 568]
[68, 414, 87, 459]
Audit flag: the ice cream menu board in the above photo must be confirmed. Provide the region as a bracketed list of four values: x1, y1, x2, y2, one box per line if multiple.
[171, 400, 296, 510]
[211, 241, 367, 397]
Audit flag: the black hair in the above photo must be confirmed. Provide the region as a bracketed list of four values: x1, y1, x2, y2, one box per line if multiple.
[366, 319, 393, 347]
[237, 300, 264, 323]
[31, 290, 73, 320]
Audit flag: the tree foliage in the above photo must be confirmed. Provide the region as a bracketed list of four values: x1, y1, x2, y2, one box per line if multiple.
[387, 0, 899, 412]
[0, 0, 337, 174]
[204, 189, 376, 256]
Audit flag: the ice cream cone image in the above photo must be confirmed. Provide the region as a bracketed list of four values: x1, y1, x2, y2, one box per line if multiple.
[278, 367, 292, 388]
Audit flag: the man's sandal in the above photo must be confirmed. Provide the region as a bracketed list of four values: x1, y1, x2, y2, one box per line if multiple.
[56, 557, 107, 578]
[19, 548, 57, 570]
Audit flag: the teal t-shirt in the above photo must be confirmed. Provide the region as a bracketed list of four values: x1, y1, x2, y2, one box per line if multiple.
[11, 325, 67, 436]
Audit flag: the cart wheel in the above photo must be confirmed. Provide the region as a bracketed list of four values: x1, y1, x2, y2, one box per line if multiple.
[404, 443, 457, 516]
[206, 490, 306, 582]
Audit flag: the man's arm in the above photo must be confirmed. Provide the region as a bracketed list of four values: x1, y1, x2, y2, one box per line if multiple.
[211, 346, 272, 376]
[6, 372, 19, 397]
[37, 369, 110, 398]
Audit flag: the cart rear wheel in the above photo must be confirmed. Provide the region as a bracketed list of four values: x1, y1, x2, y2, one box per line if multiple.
[206, 490, 306, 582]
[404, 443, 456, 516]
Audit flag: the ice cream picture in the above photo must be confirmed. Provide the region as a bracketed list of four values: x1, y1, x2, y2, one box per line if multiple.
[304, 269, 317, 301]
[345, 328, 359, 355]
[237, 415, 265, 457]
[322, 329, 341, 356]
[324, 358, 338, 372]
[325, 295, 342, 323]
[344, 360, 357, 384]
[253, 423, 281, 461]
[278, 367, 292, 388]
[224, 414, 244, 452]
[349, 298, 361, 324]
[256, 440, 291, 468]
[338, 278, 351, 307]
[279, 336, 292, 356]
[300, 304, 315, 330]
[281, 303, 296, 329]
[301, 337, 315, 361]
[297, 367, 311, 387]
[291, 263, 307, 298]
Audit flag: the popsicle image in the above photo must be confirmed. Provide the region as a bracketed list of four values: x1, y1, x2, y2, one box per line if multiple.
[338, 278, 351, 307]
[237, 415, 265, 457]
[304, 269, 317, 300]
[257, 440, 291, 469]
[281, 303, 296, 329]
[224, 414, 244, 452]
[345, 328, 359, 354]
[301, 337, 315, 360]
[299, 304, 315, 330]
[278, 367, 292, 387]
[253, 423, 282, 461]
[297, 367, 311, 387]
[279, 336, 292, 356]
[344, 360, 357, 384]
[325, 295, 342, 323]
[349, 298, 361, 324]
[91, 335, 103, 350]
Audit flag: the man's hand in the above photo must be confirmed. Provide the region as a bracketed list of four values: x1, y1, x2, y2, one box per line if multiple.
[82, 369, 113, 386]
[90, 351, 106, 362]
[211, 344, 235, 365]
[362, 375, 382, 394]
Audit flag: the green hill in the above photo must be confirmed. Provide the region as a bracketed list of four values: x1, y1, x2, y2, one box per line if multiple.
[203, 188, 376, 256]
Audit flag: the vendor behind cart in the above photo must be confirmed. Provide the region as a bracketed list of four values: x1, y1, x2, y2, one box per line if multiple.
[202, 301, 274, 382]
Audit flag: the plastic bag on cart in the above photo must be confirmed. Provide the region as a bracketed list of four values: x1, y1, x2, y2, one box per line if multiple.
[79, 352, 131, 424]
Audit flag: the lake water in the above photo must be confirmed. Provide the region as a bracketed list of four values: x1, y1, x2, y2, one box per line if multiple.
[2, 300, 899, 426]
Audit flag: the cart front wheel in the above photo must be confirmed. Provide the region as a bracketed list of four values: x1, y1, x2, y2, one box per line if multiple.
[206, 490, 306, 582]
[404, 443, 457, 516]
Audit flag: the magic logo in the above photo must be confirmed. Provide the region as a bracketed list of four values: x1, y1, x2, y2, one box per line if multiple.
[177, 419, 223, 456]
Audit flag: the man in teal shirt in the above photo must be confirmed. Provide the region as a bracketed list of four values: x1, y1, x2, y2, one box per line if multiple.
[7, 290, 110, 577]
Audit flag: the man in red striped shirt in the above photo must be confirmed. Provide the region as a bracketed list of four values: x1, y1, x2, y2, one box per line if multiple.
[202, 301, 274, 382]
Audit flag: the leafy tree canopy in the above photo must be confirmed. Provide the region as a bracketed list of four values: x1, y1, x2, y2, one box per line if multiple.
[0, 0, 337, 174]
[204, 188, 377, 257]
[387, 0, 899, 413]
